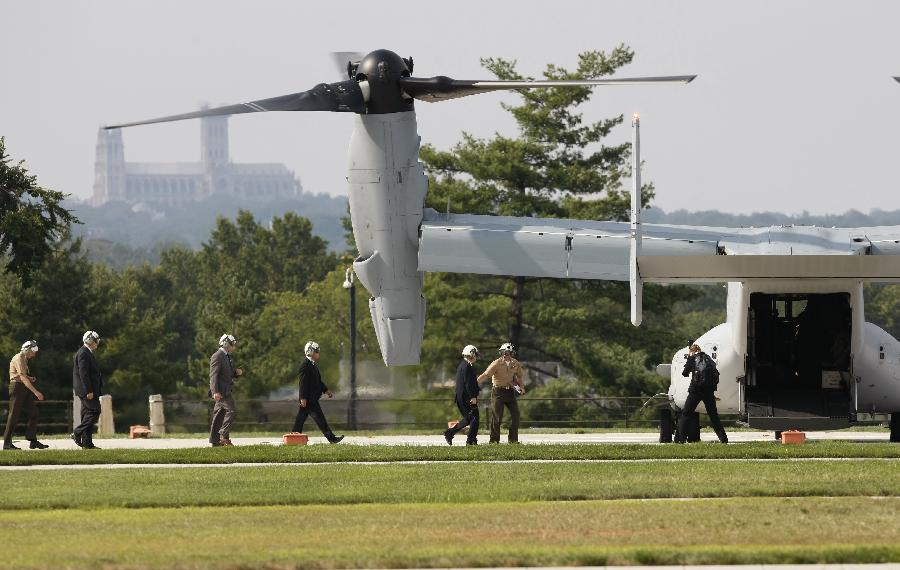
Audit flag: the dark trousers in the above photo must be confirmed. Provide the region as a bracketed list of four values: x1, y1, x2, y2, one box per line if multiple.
[209, 396, 236, 443]
[292, 400, 335, 438]
[447, 397, 479, 443]
[74, 396, 101, 444]
[676, 389, 728, 443]
[490, 387, 520, 443]
[3, 382, 39, 443]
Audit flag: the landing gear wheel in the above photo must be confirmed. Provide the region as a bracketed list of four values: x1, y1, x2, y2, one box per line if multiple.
[659, 409, 674, 443]
[687, 413, 701, 442]
[890, 413, 900, 443]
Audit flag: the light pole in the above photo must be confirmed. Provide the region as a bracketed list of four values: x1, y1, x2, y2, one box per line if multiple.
[342, 267, 358, 430]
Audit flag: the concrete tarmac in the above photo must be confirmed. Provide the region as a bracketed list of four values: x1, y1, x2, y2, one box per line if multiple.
[9, 430, 891, 450]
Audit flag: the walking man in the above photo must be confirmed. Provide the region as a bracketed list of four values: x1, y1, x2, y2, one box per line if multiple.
[3, 340, 48, 450]
[293, 341, 343, 443]
[477, 342, 526, 444]
[443, 344, 481, 446]
[209, 334, 242, 447]
[675, 344, 728, 444]
[72, 331, 103, 449]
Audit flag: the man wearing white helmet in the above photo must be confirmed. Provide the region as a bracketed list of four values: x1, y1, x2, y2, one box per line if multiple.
[72, 331, 103, 449]
[477, 342, 526, 444]
[209, 334, 242, 447]
[3, 340, 48, 450]
[443, 344, 481, 446]
[293, 341, 343, 443]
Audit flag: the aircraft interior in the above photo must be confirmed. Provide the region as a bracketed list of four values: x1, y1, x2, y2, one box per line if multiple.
[745, 292, 854, 429]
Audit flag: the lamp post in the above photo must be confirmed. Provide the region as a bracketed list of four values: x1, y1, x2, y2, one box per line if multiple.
[342, 267, 358, 430]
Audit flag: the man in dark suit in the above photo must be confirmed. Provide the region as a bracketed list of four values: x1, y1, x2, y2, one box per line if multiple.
[292, 341, 343, 443]
[72, 331, 103, 449]
[209, 334, 242, 447]
[443, 344, 481, 446]
[675, 344, 728, 444]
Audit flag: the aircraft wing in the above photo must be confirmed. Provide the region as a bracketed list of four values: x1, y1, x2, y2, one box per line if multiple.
[418, 211, 900, 282]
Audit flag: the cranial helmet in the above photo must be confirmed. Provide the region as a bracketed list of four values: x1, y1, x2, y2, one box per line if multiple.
[304, 341, 320, 356]
[219, 334, 237, 347]
[83, 331, 100, 345]
[461, 345, 479, 358]
[499, 342, 515, 355]
[21, 340, 38, 353]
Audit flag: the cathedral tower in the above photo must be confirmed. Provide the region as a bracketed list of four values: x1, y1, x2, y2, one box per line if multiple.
[92, 128, 126, 205]
[201, 110, 230, 196]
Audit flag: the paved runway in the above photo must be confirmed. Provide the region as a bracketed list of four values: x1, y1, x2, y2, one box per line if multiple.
[9, 430, 891, 450]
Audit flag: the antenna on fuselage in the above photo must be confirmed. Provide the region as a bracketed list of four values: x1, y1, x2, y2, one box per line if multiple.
[630, 113, 643, 327]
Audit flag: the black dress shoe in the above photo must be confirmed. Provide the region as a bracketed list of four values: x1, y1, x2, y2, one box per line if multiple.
[83, 443, 100, 449]
[3, 442, 20, 450]
[328, 435, 344, 444]
[443, 430, 453, 446]
[28, 440, 49, 450]
[71, 433, 84, 448]
[466, 441, 478, 446]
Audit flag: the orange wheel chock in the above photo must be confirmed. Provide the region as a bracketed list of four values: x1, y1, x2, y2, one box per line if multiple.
[283, 432, 309, 446]
[781, 430, 806, 445]
[129, 425, 151, 439]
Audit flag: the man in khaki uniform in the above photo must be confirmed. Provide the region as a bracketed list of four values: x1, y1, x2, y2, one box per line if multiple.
[4, 340, 48, 450]
[477, 342, 525, 443]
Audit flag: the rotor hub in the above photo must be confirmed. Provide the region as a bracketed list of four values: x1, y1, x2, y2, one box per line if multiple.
[354, 49, 415, 114]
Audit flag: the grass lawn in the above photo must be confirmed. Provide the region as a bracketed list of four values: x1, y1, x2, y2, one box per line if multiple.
[0, 460, 898, 510]
[2, 444, 898, 568]
[0, 497, 897, 569]
[1, 441, 900, 466]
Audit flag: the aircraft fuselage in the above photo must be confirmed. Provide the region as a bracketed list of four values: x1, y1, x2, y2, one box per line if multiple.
[667, 280, 900, 430]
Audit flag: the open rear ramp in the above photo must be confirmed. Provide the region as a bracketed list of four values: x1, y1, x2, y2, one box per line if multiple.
[744, 293, 854, 430]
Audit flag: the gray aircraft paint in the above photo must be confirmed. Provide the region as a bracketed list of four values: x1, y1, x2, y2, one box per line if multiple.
[348, 112, 427, 366]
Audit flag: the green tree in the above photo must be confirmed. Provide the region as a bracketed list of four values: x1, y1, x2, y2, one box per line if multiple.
[418, 48, 695, 395]
[424, 48, 648, 224]
[865, 284, 900, 340]
[251, 266, 378, 396]
[183, 210, 339, 395]
[0, 238, 197, 425]
[0, 238, 105, 401]
[87, 263, 195, 423]
[0, 138, 78, 285]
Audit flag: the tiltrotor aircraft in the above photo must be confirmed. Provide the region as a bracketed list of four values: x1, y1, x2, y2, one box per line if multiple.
[108, 49, 900, 442]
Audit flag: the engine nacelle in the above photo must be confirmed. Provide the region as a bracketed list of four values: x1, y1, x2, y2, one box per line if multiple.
[347, 111, 427, 365]
[854, 322, 900, 412]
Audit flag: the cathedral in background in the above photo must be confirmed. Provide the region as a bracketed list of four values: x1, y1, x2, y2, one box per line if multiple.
[92, 112, 301, 207]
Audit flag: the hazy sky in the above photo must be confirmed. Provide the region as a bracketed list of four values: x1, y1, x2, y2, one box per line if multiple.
[2, 0, 900, 215]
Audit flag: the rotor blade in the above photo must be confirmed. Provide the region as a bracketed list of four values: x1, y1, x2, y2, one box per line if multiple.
[894, 76, 900, 84]
[400, 75, 697, 102]
[331, 51, 363, 80]
[105, 79, 365, 129]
